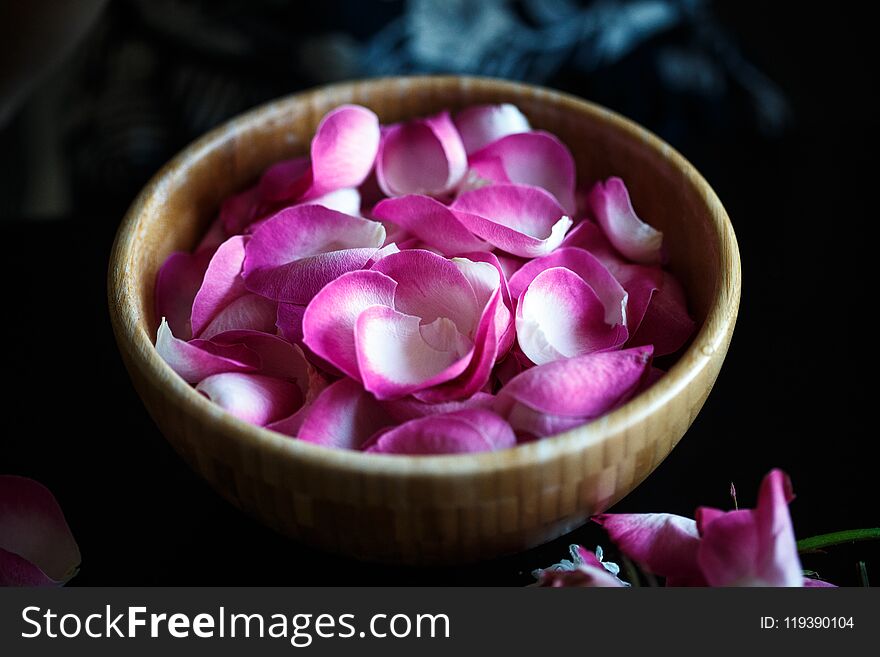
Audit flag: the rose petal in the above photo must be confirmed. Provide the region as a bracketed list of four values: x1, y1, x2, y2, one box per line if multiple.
[755, 469, 802, 586]
[155, 250, 212, 341]
[220, 185, 261, 235]
[306, 187, 362, 216]
[494, 346, 653, 436]
[276, 303, 306, 345]
[454, 103, 531, 154]
[243, 204, 385, 303]
[588, 177, 663, 265]
[302, 270, 398, 380]
[803, 577, 837, 587]
[209, 329, 314, 386]
[516, 267, 628, 366]
[371, 195, 488, 254]
[258, 156, 312, 204]
[297, 378, 392, 450]
[595, 513, 706, 585]
[0, 476, 80, 586]
[190, 236, 247, 337]
[307, 104, 381, 198]
[355, 306, 473, 400]
[453, 252, 514, 356]
[628, 270, 695, 356]
[366, 409, 516, 455]
[196, 293, 277, 341]
[376, 111, 467, 197]
[468, 131, 577, 213]
[196, 372, 302, 426]
[452, 183, 572, 258]
[382, 391, 496, 423]
[155, 318, 260, 384]
[197, 215, 228, 253]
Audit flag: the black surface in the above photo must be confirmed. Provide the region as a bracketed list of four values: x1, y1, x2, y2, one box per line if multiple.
[3, 4, 876, 585]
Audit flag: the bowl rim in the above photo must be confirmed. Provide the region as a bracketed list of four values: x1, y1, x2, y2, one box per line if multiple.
[108, 74, 741, 479]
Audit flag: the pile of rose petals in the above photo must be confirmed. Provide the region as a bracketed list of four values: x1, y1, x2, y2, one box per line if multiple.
[155, 103, 695, 455]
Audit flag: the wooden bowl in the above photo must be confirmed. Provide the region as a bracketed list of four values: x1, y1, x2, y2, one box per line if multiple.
[108, 76, 740, 565]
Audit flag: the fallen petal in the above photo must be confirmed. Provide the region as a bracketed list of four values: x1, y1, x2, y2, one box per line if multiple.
[307, 104, 381, 198]
[454, 103, 531, 154]
[155, 318, 259, 384]
[588, 177, 663, 265]
[627, 270, 695, 356]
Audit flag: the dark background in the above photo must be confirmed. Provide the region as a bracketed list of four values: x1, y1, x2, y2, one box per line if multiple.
[1, 1, 875, 585]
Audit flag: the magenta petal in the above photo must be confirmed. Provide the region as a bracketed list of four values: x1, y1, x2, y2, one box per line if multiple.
[516, 267, 628, 365]
[468, 131, 577, 213]
[376, 111, 467, 197]
[155, 250, 212, 341]
[560, 219, 621, 266]
[371, 195, 488, 254]
[209, 330, 314, 386]
[243, 204, 385, 303]
[494, 346, 653, 436]
[803, 577, 837, 587]
[755, 469, 803, 586]
[628, 270, 695, 355]
[595, 513, 705, 585]
[307, 104, 381, 198]
[355, 306, 473, 400]
[258, 156, 312, 203]
[220, 185, 260, 235]
[155, 318, 259, 383]
[305, 187, 362, 216]
[454, 103, 531, 154]
[196, 293, 277, 340]
[0, 476, 81, 586]
[276, 303, 306, 344]
[191, 236, 248, 337]
[508, 247, 628, 327]
[297, 378, 392, 450]
[196, 372, 302, 426]
[382, 391, 496, 423]
[452, 183, 572, 258]
[453, 252, 514, 356]
[302, 270, 398, 379]
[367, 409, 516, 455]
[588, 177, 663, 265]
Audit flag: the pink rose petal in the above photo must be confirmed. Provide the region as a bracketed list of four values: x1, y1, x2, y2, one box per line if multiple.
[366, 409, 516, 455]
[371, 195, 488, 254]
[628, 270, 695, 356]
[307, 104, 381, 199]
[382, 391, 496, 423]
[155, 318, 260, 384]
[468, 131, 577, 213]
[588, 177, 663, 265]
[220, 185, 261, 235]
[155, 250, 212, 341]
[454, 103, 531, 154]
[451, 183, 572, 258]
[258, 156, 312, 204]
[516, 267, 628, 365]
[376, 111, 467, 197]
[0, 476, 81, 586]
[196, 372, 302, 426]
[453, 252, 514, 356]
[297, 378, 392, 450]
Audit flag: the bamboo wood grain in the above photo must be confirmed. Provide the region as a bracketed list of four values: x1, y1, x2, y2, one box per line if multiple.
[107, 76, 741, 565]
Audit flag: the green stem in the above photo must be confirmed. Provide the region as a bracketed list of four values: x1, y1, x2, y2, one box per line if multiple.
[858, 561, 869, 588]
[797, 528, 880, 553]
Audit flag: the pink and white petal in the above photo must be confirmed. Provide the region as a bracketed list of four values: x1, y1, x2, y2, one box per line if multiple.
[803, 577, 837, 587]
[495, 346, 653, 434]
[454, 103, 531, 154]
[307, 104, 381, 198]
[371, 195, 488, 254]
[220, 185, 260, 235]
[516, 267, 627, 366]
[297, 378, 392, 450]
[628, 270, 695, 355]
[364, 242, 401, 268]
[376, 112, 467, 197]
[560, 219, 622, 267]
[155, 249, 212, 341]
[452, 184, 572, 258]
[209, 329, 315, 388]
[302, 270, 397, 379]
[595, 513, 705, 584]
[243, 204, 385, 279]
[156, 318, 259, 384]
[191, 236, 249, 337]
[382, 391, 496, 423]
[196, 373, 302, 426]
[496, 253, 526, 281]
[258, 156, 312, 203]
[0, 476, 80, 586]
[613, 264, 664, 335]
[453, 252, 514, 356]
[196, 293, 277, 340]
[355, 306, 472, 400]
[468, 131, 577, 213]
[367, 409, 515, 455]
[697, 509, 768, 586]
[371, 249, 481, 336]
[588, 177, 663, 265]
[304, 187, 362, 216]
[508, 247, 628, 327]
[754, 469, 803, 587]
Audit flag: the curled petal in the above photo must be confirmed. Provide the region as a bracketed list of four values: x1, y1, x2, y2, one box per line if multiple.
[588, 177, 663, 265]
[628, 270, 695, 356]
[155, 250, 212, 341]
[452, 183, 572, 258]
[367, 409, 516, 455]
[377, 111, 467, 197]
[302, 270, 398, 379]
[516, 267, 628, 366]
[196, 373, 302, 426]
[297, 378, 392, 450]
[454, 103, 531, 154]
[453, 252, 514, 356]
[355, 306, 472, 400]
[495, 346, 653, 437]
[307, 104, 381, 198]
[191, 236, 247, 337]
[243, 204, 385, 303]
[155, 318, 259, 384]
[371, 195, 488, 254]
[596, 513, 706, 585]
[0, 476, 80, 586]
[468, 131, 576, 213]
